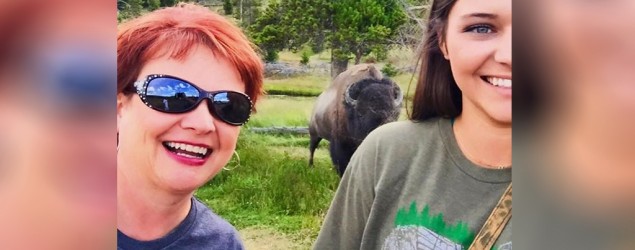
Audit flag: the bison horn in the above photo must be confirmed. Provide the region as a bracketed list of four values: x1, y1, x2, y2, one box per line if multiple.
[345, 84, 357, 106]
[394, 86, 403, 107]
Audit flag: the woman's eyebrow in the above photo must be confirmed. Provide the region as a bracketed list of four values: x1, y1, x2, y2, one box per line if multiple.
[462, 13, 498, 20]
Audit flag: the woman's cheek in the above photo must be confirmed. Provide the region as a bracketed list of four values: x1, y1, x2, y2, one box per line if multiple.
[215, 123, 240, 164]
[449, 42, 485, 85]
[220, 125, 240, 152]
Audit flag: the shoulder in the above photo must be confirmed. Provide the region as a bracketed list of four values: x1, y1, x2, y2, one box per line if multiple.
[361, 118, 445, 150]
[346, 118, 449, 183]
[192, 198, 239, 236]
[186, 198, 243, 249]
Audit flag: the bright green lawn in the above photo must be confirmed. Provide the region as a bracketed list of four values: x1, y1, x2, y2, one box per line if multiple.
[264, 75, 330, 97]
[197, 131, 339, 246]
[249, 96, 316, 128]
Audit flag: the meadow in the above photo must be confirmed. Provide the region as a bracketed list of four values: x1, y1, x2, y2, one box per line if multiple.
[196, 49, 416, 249]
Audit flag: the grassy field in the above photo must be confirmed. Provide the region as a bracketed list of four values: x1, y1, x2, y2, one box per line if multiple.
[196, 49, 415, 249]
[197, 131, 339, 248]
[264, 76, 330, 97]
[249, 96, 316, 128]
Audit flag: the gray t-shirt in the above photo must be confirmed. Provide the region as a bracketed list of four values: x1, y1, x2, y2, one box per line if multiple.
[117, 197, 243, 250]
[314, 118, 512, 250]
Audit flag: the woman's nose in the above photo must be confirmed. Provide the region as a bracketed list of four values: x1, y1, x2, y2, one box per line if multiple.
[179, 102, 216, 134]
[495, 28, 512, 67]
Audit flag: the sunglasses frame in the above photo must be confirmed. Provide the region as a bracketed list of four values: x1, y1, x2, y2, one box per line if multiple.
[133, 74, 253, 126]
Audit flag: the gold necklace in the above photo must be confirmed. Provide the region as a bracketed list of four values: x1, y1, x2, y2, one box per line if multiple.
[459, 143, 512, 169]
[468, 155, 512, 170]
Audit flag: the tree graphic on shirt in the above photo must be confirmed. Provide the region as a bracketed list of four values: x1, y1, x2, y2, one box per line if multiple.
[385, 201, 512, 250]
[394, 201, 475, 248]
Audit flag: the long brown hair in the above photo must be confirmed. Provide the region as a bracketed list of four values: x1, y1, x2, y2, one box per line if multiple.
[410, 0, 461, 121]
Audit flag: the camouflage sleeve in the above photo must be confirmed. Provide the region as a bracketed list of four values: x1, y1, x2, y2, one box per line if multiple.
[313, 134, 378, 250]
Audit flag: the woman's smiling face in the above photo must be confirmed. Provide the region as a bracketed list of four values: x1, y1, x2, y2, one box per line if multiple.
[442, 0, 512, 124]
[117, 45, 243, 193]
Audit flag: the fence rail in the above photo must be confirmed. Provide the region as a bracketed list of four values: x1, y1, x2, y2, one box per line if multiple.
[249, 127, 309, 135]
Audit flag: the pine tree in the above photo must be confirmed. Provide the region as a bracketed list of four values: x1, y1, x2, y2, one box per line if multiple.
[160, 0, 177, 7]
[249, 0, 405, 77]
[146, 0, 161, 10]
[223, 0, 233, 15]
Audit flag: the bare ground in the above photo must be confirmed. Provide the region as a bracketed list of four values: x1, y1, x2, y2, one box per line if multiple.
[239, 226, 309, 250]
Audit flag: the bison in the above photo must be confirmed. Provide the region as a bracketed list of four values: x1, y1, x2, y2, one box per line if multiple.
[309, 64, 403, 176]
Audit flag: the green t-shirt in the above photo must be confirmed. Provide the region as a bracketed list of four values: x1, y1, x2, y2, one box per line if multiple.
[314, 118, 512, 250]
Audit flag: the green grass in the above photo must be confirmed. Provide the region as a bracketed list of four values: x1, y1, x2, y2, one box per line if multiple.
[197, 131, 339, 243]
[250, 96, 316, 127]
[392, 72, 418, 100]
[265, 86, 323, 97]
[264, 75, 330, 97]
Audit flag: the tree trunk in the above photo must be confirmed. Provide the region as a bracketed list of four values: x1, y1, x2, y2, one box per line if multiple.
[331, 51, 349, 79]
[354, 52, 362, 65]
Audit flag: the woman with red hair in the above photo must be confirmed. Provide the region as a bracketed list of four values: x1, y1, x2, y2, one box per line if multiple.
[117, 3, 263, 249]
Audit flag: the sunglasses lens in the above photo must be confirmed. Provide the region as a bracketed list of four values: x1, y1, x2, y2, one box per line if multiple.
[211, 92, 252, 125]
[145, 78, 199, 112]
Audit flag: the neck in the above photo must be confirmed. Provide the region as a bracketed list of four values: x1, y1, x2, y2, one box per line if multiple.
[117, 163, 193, 241]
[453, 108, 512, 169]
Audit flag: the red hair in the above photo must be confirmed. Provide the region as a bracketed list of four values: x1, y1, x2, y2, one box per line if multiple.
[117, 3, 264, 104]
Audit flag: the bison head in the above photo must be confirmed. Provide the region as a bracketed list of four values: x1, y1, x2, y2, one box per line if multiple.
[343, 77, 403, 142]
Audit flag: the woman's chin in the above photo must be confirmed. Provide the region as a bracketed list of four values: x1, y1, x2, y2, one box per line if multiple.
[157, 168, 219, 193]
[162, 176, 206, 193]
[495, 115, 512, 125]
[484, 107, 512, 126]
[152, 153, 220, 190]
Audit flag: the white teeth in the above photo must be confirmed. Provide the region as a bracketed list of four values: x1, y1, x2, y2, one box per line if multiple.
[177, 152, 198, 158]
[487, 77, 512, 88]
[165, 142, 210, 156]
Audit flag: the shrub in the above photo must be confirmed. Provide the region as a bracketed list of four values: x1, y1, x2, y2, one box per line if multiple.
[363, 55, 377, 64]
[265, 50, 279, 62]
[371, 47, 388, 62]
[147, 0, 160, 11]
[223, 0, 233, 15]
[381, 63, 399, 77]
[300, 50, 310, 65]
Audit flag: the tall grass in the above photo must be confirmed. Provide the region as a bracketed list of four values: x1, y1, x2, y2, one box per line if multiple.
[249, 96, 316, 127]
[265, 75, 330, 96]
[197, 131, 339, 243]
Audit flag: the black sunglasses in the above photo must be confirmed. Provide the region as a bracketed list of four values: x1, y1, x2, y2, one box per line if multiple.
[134, 74, 253, 126]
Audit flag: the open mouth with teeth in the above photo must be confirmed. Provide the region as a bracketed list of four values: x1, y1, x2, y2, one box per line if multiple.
[162, 141, 212, 160]
[481, 76, 512, 88]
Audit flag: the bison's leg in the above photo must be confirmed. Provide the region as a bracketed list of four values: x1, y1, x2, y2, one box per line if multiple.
[308, 135, 322, 167]
[329, 140, 356, 177]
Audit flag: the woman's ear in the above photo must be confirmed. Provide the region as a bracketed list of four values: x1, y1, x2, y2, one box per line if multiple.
[117, 93, 129, 131]
[437, 31, 449, 60]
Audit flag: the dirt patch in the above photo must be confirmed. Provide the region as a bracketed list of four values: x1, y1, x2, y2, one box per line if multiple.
[239, 226, 306, 250]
